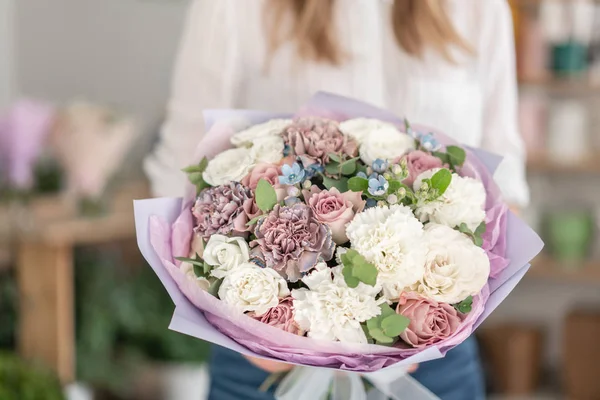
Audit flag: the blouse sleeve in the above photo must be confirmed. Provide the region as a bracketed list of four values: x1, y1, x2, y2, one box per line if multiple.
[478, 0, 530, 207]
[144, 0, 239, 197]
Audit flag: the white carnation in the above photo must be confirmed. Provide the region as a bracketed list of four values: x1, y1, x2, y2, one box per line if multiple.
[218, 262, 290, 316]
[410, 223, 490, 304]
[359, 126, 415, 165]
[413, 168, 486, 231]
[249, 135, 285, 164]
[339, 118, 399, 145]
[292, 263, 382, 344]
[230, 119, 292, 147]
[345, 205, 427, 301]
[203, 235, 250, 279]
[203, 147, 254, 186]
[181, 263, 211, 291]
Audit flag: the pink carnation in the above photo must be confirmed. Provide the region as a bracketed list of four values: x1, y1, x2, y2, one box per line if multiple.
[396, 292, 464, 348]
[401, 151, 444, 186]
[249, 297, 304, 335]
[283, 117, 358, 166]
[252, 204, 335, 282]
[302, 186, 365, 244]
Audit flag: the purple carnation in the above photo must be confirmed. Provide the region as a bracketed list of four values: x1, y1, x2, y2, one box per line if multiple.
[252, 204, 335, 282]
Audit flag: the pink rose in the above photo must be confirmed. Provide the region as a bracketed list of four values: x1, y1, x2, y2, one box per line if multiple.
[302, 186, 365, 244]
[241, 163, 287, 202]
[249, 297, 304, 335]
[401, 151, 444, 186]
[396, 292, 464, 348]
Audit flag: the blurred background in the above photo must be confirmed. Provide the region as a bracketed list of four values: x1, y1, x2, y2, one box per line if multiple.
[1, 0, 599, 399]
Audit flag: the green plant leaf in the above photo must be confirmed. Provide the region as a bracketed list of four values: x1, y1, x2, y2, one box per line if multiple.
[446, 146, 466, 167]
[328, 153, 342, 163]
[255, 179, 278, 212]
[345, 249, 359, 262]
[381, 314, 410, 337]
[387, 180, 401, 194]
[340, 159, 357, 175]
[473, 236, 483, 247]
[208, 278, 223, 297]
[379, 303, 396, 319]
[175, 256, 204, 267]
[325, 162, 341, 175]
[193, 264, 203, 278]
[432, 151, 450, 165]
[430, 168, 452, 196]
[347, 177, 369, 193]
[454, 296, 473, 314]
[246, 215, 263, 227]
[322, 176, 349, 192]
[366, 316, 380, 331]
[352, 261, 378, 286]
[369, 328, 394, 344]
[342, 264, 360, 288]
[475, 221, 487, 237]
[361, 325, 374, 344]
[203, 261, 211, 275]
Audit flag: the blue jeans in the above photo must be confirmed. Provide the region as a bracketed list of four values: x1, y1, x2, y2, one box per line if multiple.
[208, 337, 485, 400]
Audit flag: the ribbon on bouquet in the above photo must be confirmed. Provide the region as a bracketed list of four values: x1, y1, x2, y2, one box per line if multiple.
[274, 365, 440, 400]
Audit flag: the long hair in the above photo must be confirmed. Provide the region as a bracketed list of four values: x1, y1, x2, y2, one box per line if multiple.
[265, 0, 474, 65]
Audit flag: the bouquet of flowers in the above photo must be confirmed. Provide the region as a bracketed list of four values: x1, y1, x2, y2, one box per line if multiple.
[135, 93, 543, 399]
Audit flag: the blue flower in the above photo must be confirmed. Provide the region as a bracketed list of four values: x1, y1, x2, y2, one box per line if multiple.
[356, 171, 368, 179]
[304, 163, 324, 179]
[420, 133, 441, 151]
[284, 196, 302, 206]
[279, 162, 305, 185]
[368, 175, 389, 197]
[371, 158, 389, 174]
[283, 144, 291, 157]
[365, 198, 378, 209]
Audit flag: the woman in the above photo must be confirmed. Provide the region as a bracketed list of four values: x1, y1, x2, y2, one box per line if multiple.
[145, 1, 529, 399]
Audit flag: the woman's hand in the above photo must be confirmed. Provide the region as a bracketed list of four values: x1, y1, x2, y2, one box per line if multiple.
[245, 355, 419, 374]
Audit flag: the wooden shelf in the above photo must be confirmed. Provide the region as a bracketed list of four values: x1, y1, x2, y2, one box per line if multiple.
[528, 255, 600, 284]
[527, 155, 600, 174]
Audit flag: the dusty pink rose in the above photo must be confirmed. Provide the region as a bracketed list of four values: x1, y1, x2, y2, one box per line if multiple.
[302, 186, 365, 244]
[249, 297, 304, 335]
[242, 163, 281, 189]
[283, 117, 358, 166]
[396, 292, 464, 348]
[192, 182, 252, 238]
[252, 203, 335, 282]
[401, 150, 444, 186]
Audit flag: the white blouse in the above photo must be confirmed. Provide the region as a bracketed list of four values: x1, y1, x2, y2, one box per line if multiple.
[145, 0, 529, 206]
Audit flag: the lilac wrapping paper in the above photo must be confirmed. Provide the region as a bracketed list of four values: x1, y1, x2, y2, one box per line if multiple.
[134, 92, 544, 372]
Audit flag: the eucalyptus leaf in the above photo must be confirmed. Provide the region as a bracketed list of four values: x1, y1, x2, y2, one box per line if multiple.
[322, 176, 348, 192]
[430, 169, 452, 196]
[340, 160, 357, 176]
[475, 221, 487, 237]
[246, 215, 263, 227]
[446, 146, 466, 167]
[473, 236, 483, 247]
[347, 177, 369, 193]
[345, 249, 359, 262]
[369, 329, 394, 344]
[255, 179, 278, 212]
[342, 265, 360, 288]
[381, 314, 410, 337]
[366, 316, 380, 331]
[352, 262, 378, 286]
[325, 162, 341, 175]
[328, 153, 342, 163]
[379, 303, 396, 319]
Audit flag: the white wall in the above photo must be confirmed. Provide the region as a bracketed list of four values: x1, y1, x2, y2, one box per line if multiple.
[0, 0, 16, 109]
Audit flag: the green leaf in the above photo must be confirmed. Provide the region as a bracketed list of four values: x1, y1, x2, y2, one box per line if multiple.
[328, 153, 342, 163]
[345, 249, 359, 262]
[322, 176, 349, 192]
[175, 256, 204, 267]
[379, 303, 396, 319]
[381, 314, 410, 337]
[430, 169, 452, 196]
[352, 261, 378, 287]
[361, 325, 375, 344]
[475, 221, 487, 237]
[454, 296, 473, 314]
[208, 278, 223, 297]
[342, 264, 360, 288]
[255, 179, 278, 212]
[203, 261, 211, 275]
[432, 151, 450, 165]
[446, 146, 466, 167]
[366, 316, 380, 331]
[325, 162, 341, 175]
[387, 180, 401, 194]
[473, 236, 483, 247]
[193, 264, 203, 278]
[246, 215, 263, 227]
[340, 159, 357, 176]
[369, 328, 394, 344]
[347, 177, 369, 193]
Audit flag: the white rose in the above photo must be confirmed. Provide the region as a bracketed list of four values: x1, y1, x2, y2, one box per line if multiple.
[410, 223, 490, 304]
[249, 136, 285, 164]
[181, 263, 211, 291]
[203, 147, 254, 186]
[339, 118, 399, 145]
[359, 126, 415, 165]
[218, 262, 290, 316]
[414, 168, 486, 231]
[292, 263, 383, 344]
[345, 205, 427, 301]
[203, 235, 250, 279]
[230, 119, 292, 147]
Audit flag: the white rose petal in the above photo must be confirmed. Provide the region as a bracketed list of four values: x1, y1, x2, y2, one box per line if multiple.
[410, 223, 490, 304]
[203, 147, 255, 186]
[339, 118, 399, 145]
[345, 205, 427, 301]
[292, 263, 382, 344]
[181, 263, 211, 291]
[359, 126, 415, 165]
[231, 119, 292, 147]
[414, 168, 486, 231]
[249, 136, 285, 164]
[218, 262, 290, 316]
[203, 235, 250, 279]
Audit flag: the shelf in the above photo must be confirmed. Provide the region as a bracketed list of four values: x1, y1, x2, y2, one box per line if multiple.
[527, 155, 600, 174]
[527, 255, 600, 284]
[519, 77, 600, 97]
